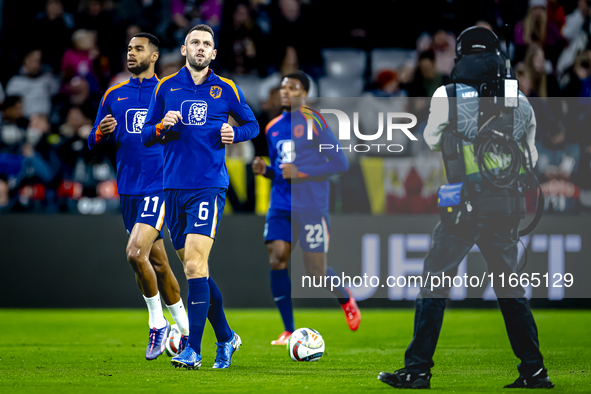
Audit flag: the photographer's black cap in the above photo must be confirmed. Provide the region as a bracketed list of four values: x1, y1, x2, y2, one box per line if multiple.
[455, 26, 501, 61]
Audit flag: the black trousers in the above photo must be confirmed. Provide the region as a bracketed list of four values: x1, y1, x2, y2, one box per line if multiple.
[404, 218, 545, 375]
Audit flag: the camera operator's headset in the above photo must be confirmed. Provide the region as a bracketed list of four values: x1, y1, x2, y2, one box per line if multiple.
[455, 26, 502, 63]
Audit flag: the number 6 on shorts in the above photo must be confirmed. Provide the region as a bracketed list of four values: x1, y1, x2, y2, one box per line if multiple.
[199, 201, 209, 220]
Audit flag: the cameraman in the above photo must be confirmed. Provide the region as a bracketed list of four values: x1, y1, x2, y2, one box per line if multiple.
[378, 27, 553, 390]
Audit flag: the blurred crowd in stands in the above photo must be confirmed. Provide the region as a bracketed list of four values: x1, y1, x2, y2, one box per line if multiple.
[1, 0, 590, 214]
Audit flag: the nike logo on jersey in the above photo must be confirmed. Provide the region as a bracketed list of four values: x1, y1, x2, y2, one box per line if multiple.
[309, 242, 322, 249]
[171, 87, 182, 91]
[273, 296, 286, 302]
[191, 301, 206, 305]
[118, 97, 129, 101]
[194, 223, 207, 227]
[141, 213, 155, 217]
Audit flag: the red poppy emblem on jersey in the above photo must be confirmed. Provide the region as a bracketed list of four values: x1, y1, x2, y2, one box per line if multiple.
[294, 124, 304, 138]
[210, 86, 222, 99]
[272, 131, 279, 137]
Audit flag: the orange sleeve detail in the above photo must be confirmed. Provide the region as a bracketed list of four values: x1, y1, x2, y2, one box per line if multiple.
[96, 126, 104, 143]
[156, 121, 164, 138]
[102, 80, 129, 106]
[297, 172, 309, 178]
[154, 71, 179, 100]
[265, 115, 284, 134]
[217, 75, 240, 102]
[264, 122, 273, 135]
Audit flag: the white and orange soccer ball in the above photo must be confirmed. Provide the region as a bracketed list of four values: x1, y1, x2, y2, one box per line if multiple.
[164, 324, 181, 357]
[287, 328, 325, 362]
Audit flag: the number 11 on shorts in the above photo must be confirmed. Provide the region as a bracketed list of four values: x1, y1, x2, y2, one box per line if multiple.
[143, 196, 159, 213]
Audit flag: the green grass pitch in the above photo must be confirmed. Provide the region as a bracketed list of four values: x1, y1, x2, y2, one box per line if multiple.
[0, 308, 589, 393]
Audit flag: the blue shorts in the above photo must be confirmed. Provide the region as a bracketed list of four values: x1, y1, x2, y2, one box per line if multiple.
[120, 192, 166, 239]
[264, 208, 330, 253]
[165, 188, 226, 250]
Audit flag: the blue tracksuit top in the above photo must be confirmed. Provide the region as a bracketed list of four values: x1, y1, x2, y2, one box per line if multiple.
[264, 107, 349, 212]
[141, 66, 259, 190]
[88, 75, 162, 196]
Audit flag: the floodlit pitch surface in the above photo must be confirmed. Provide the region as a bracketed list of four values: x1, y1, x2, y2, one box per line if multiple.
[0, 309, 589, 393]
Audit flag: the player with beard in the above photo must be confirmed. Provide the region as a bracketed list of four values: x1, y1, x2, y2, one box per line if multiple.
[88, 33, 190, 361]
[142, 24, 259, 370]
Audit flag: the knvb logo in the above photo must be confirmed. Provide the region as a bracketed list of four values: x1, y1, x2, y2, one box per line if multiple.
[210, 86, 222, 99]
[307, 109, 418, 153]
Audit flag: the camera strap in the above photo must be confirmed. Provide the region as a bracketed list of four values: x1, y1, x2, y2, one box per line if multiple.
[441, 83, 466, 185]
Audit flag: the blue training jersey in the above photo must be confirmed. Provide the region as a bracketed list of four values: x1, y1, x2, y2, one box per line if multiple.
[88, 75, 162, 196]
[141, 67, 259, 190]
[265, 107, 348, 212]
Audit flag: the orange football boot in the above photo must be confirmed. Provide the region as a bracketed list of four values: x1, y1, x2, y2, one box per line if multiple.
[271, 330, 292, 345]
[341, 289, 361, 331]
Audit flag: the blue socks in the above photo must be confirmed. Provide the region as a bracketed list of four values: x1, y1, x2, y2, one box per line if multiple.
[326, 266, 350, 305]
[270, 269, 295, 332]
[187, 277, 210, 354]
[207, 277, 233, 343]
[186, 277, 233, 353]
[269, 268, 348, 331]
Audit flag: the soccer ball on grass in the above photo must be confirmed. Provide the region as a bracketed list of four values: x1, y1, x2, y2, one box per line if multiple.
[287, 327, 325, 362]
[164, 324, 181, 356]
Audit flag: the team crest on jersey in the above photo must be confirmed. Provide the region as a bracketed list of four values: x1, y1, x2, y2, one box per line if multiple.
[294, 124, 305, 138]
[210, 86, 222, 99]
[125, 108, 148, 133]
[181, 100, 208, 126]
[277, 139, 296, 163]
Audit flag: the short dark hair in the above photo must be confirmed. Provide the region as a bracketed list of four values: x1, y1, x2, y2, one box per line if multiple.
[185, 24, 215, 45]
[1, 96, 23, 111]
[284, 71, 310, 93]
[132, 33, 160, 52]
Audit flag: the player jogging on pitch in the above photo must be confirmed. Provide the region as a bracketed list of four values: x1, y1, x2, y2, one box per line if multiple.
[253, 72, 360, 346]
[142, 24, 259, 370]
[88, 33, 189, 361]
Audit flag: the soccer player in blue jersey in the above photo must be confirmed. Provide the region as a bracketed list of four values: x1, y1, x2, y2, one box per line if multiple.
[141, 24, 259, 370]
[252, 72, 361, 346]
[88, 33, 189, 360]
